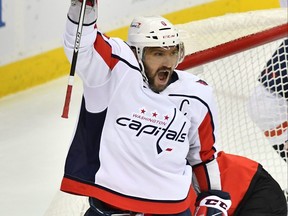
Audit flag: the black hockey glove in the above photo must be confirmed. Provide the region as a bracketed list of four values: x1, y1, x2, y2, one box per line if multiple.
[194, 190, 231, 216]
[68, 0, 98, 25]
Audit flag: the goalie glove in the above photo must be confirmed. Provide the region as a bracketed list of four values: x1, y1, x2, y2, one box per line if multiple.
[194, 190, 232, 216]
[68, 0, 98, 25]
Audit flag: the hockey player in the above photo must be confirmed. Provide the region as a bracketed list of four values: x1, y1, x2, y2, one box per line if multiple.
[247, 38, 288, 162]
[60, 0, 232, 216]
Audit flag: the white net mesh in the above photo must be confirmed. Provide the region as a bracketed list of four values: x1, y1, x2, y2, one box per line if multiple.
[192, 40, 287, 189]
[177, 8, 288, 55]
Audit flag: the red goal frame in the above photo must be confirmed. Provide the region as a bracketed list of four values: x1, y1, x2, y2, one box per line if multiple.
[177, 23, 288, 70]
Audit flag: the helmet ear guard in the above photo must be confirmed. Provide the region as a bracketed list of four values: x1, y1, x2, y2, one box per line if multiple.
[178, 41, 185, 64]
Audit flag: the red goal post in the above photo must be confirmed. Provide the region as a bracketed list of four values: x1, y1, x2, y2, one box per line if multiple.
[177, 23, 288, 70]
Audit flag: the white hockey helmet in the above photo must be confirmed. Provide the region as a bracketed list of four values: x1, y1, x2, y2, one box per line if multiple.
[127, 16, 185, 81]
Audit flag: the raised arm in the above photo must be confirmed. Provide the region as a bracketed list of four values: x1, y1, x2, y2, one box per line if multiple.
[65, 0, 123, 87]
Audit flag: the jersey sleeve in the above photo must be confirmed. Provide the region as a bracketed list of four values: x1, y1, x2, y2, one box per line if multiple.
[63, 18, 127, 87]
[185, 81, 222, 191]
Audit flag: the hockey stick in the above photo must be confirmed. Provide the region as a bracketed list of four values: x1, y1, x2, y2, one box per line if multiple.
[61, 0, 87, 118]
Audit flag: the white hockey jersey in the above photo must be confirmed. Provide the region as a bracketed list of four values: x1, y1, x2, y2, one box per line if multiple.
[61, 19, 221, 214]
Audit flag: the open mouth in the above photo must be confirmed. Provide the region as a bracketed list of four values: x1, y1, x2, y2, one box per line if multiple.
[157, 71, 169, 82]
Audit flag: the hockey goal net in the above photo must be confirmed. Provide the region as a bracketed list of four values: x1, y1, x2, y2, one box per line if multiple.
[44, 8, 288, 215]
[177, 8, 287, 192]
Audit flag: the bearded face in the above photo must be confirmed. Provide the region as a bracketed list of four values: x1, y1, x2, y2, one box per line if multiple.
[143, 46, 179, 93]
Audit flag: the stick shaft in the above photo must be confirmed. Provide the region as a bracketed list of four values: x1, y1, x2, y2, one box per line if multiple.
[61, 0, 87, 119]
